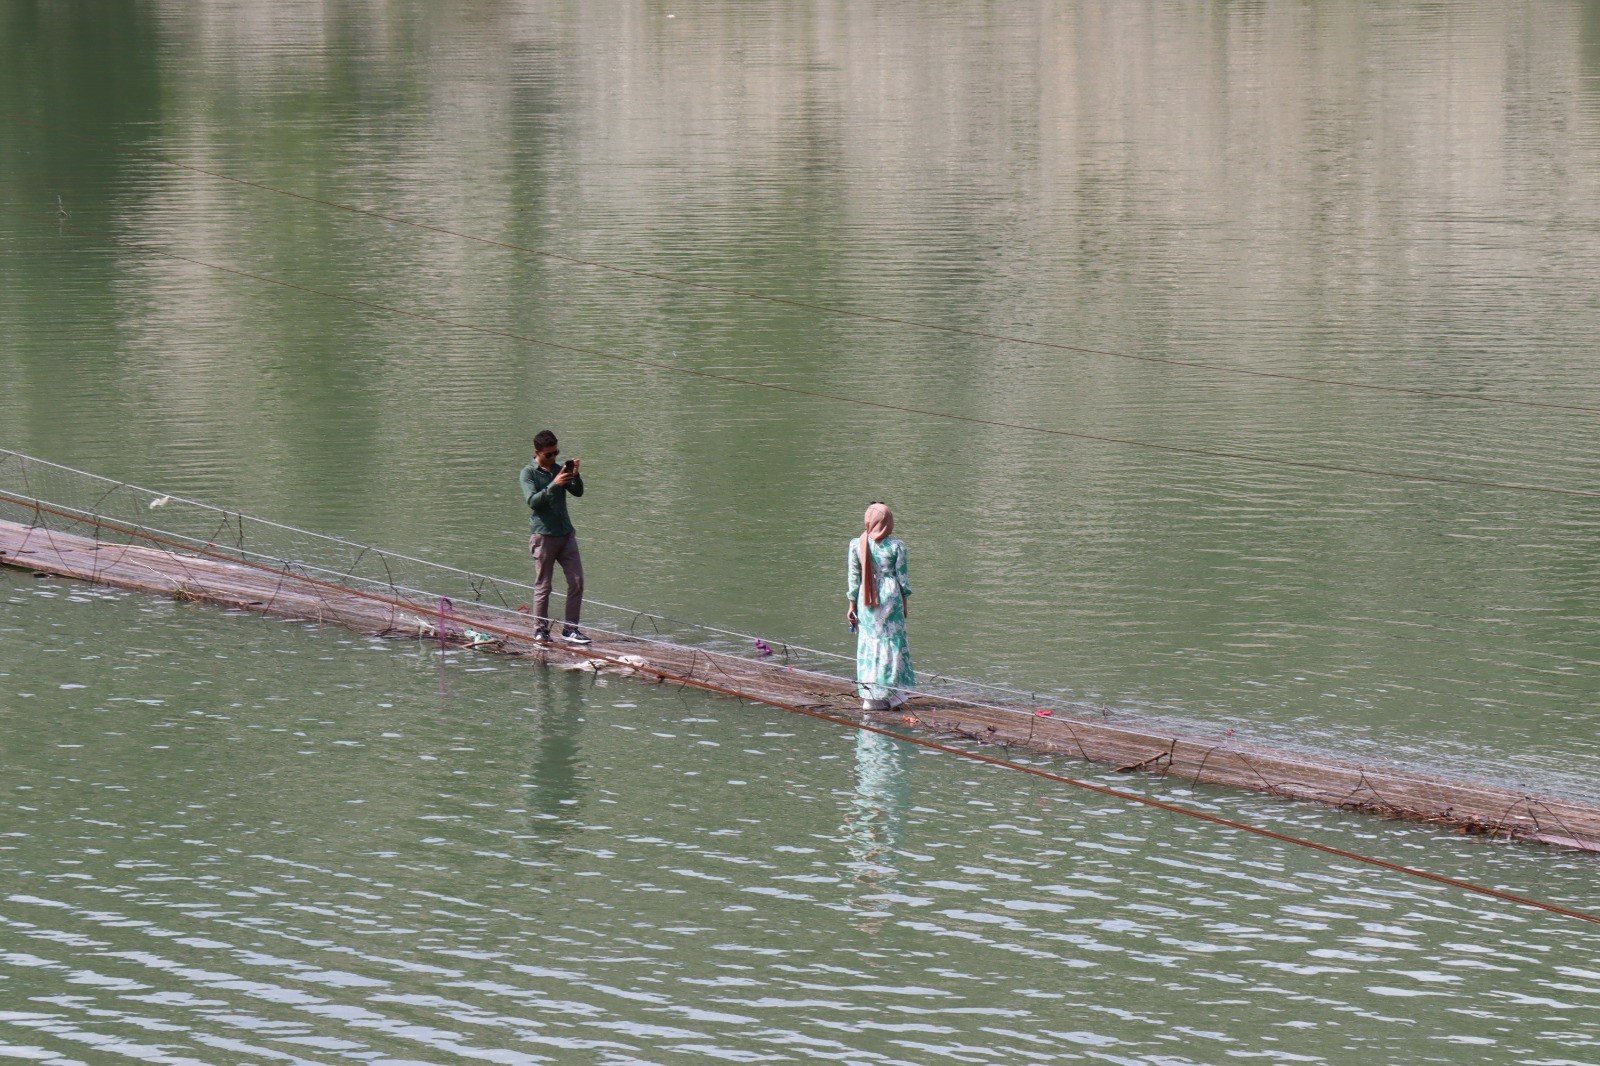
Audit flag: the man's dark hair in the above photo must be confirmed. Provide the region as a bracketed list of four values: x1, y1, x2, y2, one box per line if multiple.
[533, 429, 558, 452]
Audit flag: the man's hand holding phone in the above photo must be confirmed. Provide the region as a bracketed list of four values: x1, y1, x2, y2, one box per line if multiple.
[552, 458, 578, 488]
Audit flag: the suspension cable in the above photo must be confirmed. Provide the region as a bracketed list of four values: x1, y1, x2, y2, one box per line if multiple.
[4, 495, 1598, 927]
[12, 208, 1600, 503]
[8, 461, 1592, 818]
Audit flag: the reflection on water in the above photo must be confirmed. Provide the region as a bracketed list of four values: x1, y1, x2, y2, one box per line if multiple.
[842, 730, 914, 933]
[8, 1, 1600, 1057]
[5, 0, 1600, 794]
[524, 663, 589, 833]
[4, 575, 1600, 1061]
[1585, 0, 1600, 98]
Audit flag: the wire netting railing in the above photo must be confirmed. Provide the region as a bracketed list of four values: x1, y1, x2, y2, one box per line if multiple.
[0, 447, 1109, 722]
[12, 446, 1600, 821]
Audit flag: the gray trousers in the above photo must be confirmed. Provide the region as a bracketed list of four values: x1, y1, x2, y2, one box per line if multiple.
[530, 533, 584, 628]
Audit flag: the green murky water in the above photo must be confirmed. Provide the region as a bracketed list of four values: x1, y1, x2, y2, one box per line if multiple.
[4, 2, 1600, 1060]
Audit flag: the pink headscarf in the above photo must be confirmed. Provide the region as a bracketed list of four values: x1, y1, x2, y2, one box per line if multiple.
[859, 503, 895, 608]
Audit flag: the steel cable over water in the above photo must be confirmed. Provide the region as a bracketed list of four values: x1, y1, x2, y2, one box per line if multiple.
[3, 449, 1159, 745]
[10, 207, 1600, 503]
[1, 466, 1598, 928]
[0, 448, 1105, 722]
[9, 445, 1588, 816]
[9, 114, 1600, 416]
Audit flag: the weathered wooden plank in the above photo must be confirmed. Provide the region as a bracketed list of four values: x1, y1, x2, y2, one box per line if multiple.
[4, 516, 1597, 852]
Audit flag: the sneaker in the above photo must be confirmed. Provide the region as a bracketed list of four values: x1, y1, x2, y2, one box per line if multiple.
[560, 627, 592, 646]
[532, 627, 551, 643]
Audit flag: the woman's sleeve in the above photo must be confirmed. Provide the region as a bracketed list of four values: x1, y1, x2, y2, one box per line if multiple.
[896, 541, 911, 597]
[847, 540, 861, 602]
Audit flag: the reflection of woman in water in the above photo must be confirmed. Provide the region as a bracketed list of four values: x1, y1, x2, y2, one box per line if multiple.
[842, 730, 915, 931]
[847, 502, 914, 712]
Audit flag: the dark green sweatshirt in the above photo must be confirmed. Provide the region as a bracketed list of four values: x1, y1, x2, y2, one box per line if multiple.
[519, 462, 584, 537]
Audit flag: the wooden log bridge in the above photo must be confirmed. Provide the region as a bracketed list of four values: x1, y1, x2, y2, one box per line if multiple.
[4, 515, 1598, 853]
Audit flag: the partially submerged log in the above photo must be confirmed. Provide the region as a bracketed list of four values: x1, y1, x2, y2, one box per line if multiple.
[4, 516, 1597, 852]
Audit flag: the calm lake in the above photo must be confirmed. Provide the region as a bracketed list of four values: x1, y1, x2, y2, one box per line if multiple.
[4, 2, 1600, 1061]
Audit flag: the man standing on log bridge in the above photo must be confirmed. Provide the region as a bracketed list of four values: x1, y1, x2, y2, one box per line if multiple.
[519, 429, 590, 645]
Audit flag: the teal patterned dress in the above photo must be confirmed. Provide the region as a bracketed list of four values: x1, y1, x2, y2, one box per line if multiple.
[848, 536, 914, 702]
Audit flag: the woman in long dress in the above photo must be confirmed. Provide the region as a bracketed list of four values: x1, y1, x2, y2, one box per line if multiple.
[847, 502, 914, 711]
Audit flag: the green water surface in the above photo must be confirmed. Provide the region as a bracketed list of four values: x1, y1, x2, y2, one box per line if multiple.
[4, 2, 1600, 1060]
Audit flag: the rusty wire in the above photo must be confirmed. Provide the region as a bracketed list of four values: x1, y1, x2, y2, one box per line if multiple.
[3, 496, 1600, 927]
